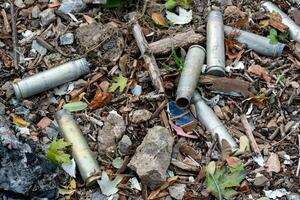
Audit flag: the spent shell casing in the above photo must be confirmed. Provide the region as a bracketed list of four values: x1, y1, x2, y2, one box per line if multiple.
[224, 26, 285, 57]
[176, 45, 206, 108]
[192, 91, 238, 150]
[262, 1, 300, 44]
[206, 10, 226, 76]
[13, 58, 90, 99]
[55, 110, 101, 186]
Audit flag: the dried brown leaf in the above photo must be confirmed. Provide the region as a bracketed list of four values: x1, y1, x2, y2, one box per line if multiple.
[243, 96, 268, 109]
[83, 14, 96, 24]
[224, 6, 246, 18]
[226, 157, 242, 168]
[240, 180, 250, 193]
[151, 13, 168, 26]
[89, 89, 112, 110]
[179, 143, 201, 161]
[248, 65, 271, 82]
[228, 17, 249, 27]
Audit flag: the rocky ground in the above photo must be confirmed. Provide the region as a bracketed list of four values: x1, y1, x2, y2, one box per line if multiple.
[0, 0, 300, 200]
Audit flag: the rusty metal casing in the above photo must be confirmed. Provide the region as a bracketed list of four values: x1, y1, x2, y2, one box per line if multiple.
[192, 91, 238, 150]
[13, 58, 90, 99]
[206, 10, 226, 76]
[224, 26, 285, 57]
[176, 45, 206, 108]
[262, 1, 300, 44]
[55, 110, 101, 186]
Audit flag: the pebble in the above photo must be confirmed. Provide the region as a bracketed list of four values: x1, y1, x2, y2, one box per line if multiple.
[130, 109, 152, 123]
[32, 40, 47, 56]
[118, 135, 132, 155]
[254, 173, 269, 186]
[59, 33, 74, 45]
[59, 0, 87, 14]
[39, 8, 56, 26]
[32, 5, 41, 19]
[168, 184, 186, 200]
[14, 0, 26, 8]
[0, 41, 5, 48]
[24, 0, 35, 5]
[267, 118, 278, 129]
[0, 102, 5, 114]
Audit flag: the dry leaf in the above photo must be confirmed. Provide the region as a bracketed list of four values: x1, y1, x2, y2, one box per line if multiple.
[152, 13, 168, 26]
[83, 14, 96, 24]
[89, 89, 112, 110]
[224, 6, 246, 17]
[265, 153, 281, 173]
[148, 176, 178, 200]
[228, 17, 249, 27]
[240, 180, 250, 193]
[226, 157, 242, 168]
[12, 114, 27, 127]
[179, 143, 201, 161]
[243, 96, 268, 109]
[248, 65, 271, 82]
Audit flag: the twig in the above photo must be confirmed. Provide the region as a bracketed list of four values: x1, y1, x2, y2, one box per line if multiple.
[129, 12, 165, 93]
[9, 1, 18, 68]
[241, 114, 261, 155]
[296, 134, 300, 177]
[1, 9, 11, 33]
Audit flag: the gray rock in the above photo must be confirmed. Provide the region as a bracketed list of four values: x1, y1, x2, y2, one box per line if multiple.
[168, 184, 186, 200]
[119, 135, 132, 155]
[90, 191, 105, 200]
[59, 33, 74, 45]
[32, 5, 41, 19]
[130, 109, 152, 123]
[14, 0, 26, 8]
[98, 111, 126, 154]
[46, 127, 59, 139]
[128, 126, 174, 190]
[32, 40, 47, 56]
[254, 173, 269, 187]
[59, 0, 87, 14]
[39, 8, 56, 26]
[24, 0, 35, 5]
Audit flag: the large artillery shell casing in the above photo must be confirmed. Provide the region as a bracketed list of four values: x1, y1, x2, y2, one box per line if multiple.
[262, 1, 300, 44]
[224, 26, 285, 57]
[55, 110, 101, 186]
[206, 10, 225, 76]
[13, 58, 90, 99]
[176, 45, 205, 108]
[192, 91, 238, 150]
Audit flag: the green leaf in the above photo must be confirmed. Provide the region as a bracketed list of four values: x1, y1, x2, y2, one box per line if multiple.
[268, 29, 279, 44]
[47, 139, 72, 166]
[172, 49, 184, 71]
[234, 136, 250, 156]
[109, 75, 128, 92]
[270, 28, 277, 36]
[278, 32, 288, 41]
[105, 0, 122, 8]
[179, 0, 192, 9]
[165, 0, 177, 10]
[205, 163, 246, 200]
[63, 101, 88, 112]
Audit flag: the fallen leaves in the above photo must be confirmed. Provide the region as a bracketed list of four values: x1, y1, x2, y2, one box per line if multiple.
[47, 139, 72, 166]
[234, 136, 250, 156]
[12, 114, 27, 127]
[89, 88, 112, 110]
[248, 65, 271, 82]
[224, 6, 246, 18]
[166, 7, 192, 25]
[109, 75, 128, 93]
[152, 13, 168, 27]
[83, 14, 96, 24]
[63, 101, 88, 112]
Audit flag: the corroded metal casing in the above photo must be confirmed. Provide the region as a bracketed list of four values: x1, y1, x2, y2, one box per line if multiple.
[176, 45, 206, 108]
[262, 1, 300, 44]
[13, 58, 90, 99]
[224, 26, 285, 57]
[206, 10, 226, 76]
[192, 91, 238, 150]
[55, 110, 101, 186]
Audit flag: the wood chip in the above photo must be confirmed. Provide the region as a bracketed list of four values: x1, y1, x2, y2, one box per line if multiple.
[248, 65, 271, 82]
[241, 114, 261, 155]
[269, 18, 289, 33]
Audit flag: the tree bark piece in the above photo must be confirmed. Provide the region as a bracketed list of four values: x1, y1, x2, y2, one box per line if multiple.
[149, 30, 205, 55]
[129, 12, 165, 93]
[9, 1, 18, 69]
[241, 114, 261, 155]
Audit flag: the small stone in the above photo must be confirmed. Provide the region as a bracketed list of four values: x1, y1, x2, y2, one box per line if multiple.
[130, 109, 152, 123]
[0, 41, 5, 48]
[39, 8, 56, 26]
[0, 102, 5, 114]
[90, 191, 105, 200]
[285, 121, 295, 132]
[32, 5, 41, 19]
[37, 117, 52, 129]
[98, 111, 126, 154]
[265, 153, 281, 173]
[168, 184, 186, 200]
[118, 135, 132, 155]
[32, 40, 47, 56]
[254, 173, 269, 186]
[24, 0, 35, 5]
[267, 118, 277, 129]
[59, 0, 87, 14]
[46, 127, 59, 139]
[128, 126, 174, 190]
[14, 0, 26, 8]
[277, 116, 284, 124]
[59, 33, 74, 45]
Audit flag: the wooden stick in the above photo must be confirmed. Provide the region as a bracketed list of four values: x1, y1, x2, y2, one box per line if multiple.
[149, 30, 205, 55]
[129, 12, 165, 93]
[9, 1, 18, 69]
[241, 114, 261, 155]
[1, 9, 11, 33]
